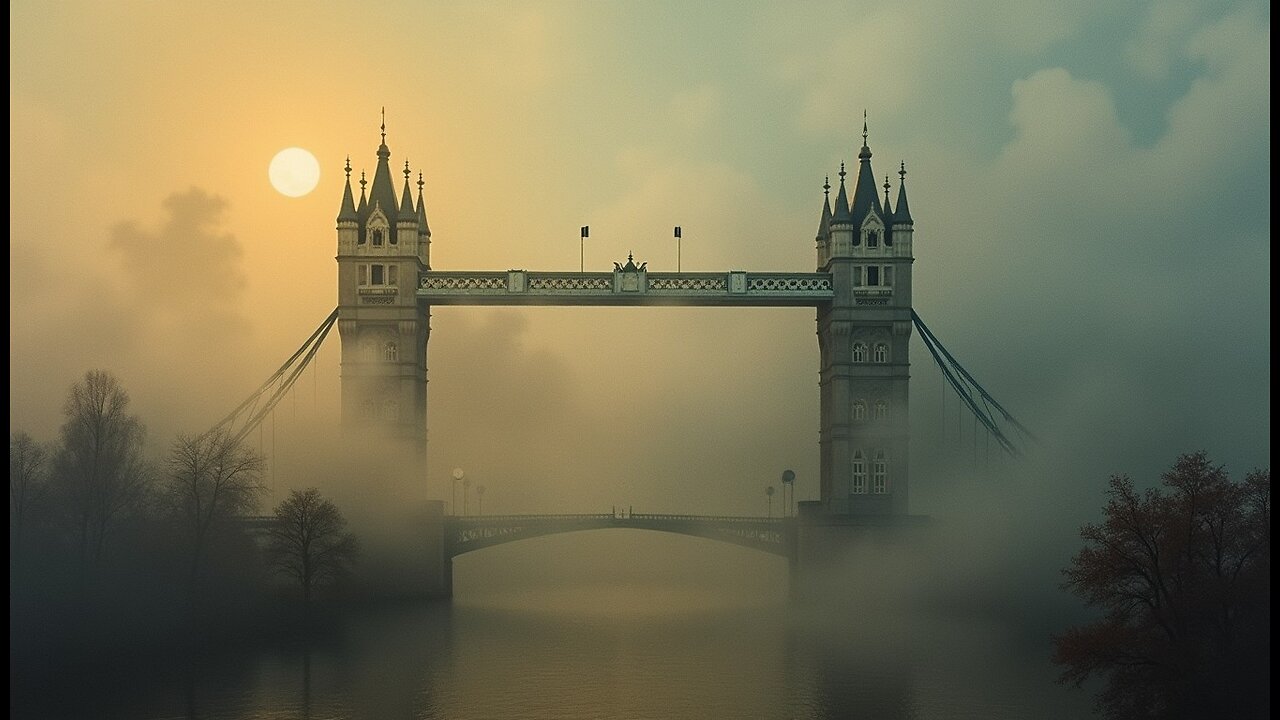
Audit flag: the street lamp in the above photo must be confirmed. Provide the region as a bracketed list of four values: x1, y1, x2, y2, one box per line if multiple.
[451, 468, 465, 516]
[765, 485, 776, 519]
[463, 477, 472, 516]
[476, 484, 485, 516]
[781, 469, 795, 517]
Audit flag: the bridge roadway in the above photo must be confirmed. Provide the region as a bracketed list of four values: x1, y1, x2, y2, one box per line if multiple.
[445, 513, 792, 558]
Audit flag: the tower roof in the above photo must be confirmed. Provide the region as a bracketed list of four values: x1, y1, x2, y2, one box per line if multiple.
[362, 110, 402, 229]
[849, 118, 884, 228]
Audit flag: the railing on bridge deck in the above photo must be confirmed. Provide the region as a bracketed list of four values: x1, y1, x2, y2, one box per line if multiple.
[417, 270, 834, 307]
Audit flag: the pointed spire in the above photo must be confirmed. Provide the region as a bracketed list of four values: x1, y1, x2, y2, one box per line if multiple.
[849, 114, 883, 226]
[357, 170, 368, 213]
[817, 177, 833, 239]
[894, 160, 914, 225]
[366, 110, 399, 224]
[831, 162, 852, 225]
[883, 174, 892, 210]
[399, 159, 416, 215]
[337, 156, 357, 222]
[416, 171, 431, 235]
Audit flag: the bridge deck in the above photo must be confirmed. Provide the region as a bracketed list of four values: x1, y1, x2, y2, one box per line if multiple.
[445, 512, 793, 558]
[416, 270, 833, 307]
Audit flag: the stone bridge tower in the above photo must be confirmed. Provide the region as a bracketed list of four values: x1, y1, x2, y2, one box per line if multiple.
[815, 122, 915, 515]
[335, 118, 432, 453]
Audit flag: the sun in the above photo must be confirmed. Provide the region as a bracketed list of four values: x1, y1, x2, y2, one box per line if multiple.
[268, 147, 321, 197]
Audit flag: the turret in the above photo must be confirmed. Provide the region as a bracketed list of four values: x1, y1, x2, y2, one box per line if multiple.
[828, 163, 854, 261]
[337, 157, 359, 255]
[892, 161, 914, 258]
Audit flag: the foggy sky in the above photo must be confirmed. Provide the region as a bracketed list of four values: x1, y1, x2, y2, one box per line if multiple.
[9, 1, 1270, 536]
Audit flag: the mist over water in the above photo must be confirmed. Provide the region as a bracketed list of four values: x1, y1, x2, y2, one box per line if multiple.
[12, 529, 1093, 720]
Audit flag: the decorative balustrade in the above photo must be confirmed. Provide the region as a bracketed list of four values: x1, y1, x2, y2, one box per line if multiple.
[418, 269, 834, 306]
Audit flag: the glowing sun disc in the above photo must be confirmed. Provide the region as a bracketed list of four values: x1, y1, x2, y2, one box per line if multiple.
[269, 147, 321, 197]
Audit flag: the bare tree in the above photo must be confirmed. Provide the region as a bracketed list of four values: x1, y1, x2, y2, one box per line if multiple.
[51, 370, 152, 569]
[165, 428, 266, 584]
[266, 488, 358, 603]
[10, 431, 51, 560]
[1053, 452, 1270, 719]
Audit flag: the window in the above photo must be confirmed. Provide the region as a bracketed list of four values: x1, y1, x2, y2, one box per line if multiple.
[874, 343, 888, 363]
[873, 400, 888, 420]
[852, 451, 867, 494]
[372, 229, 384, 247]
[381, 398, 399, 422]
[872, 449, 888, 494]
[358, 264, 368, 286]
[853, 401, 867, 421]
[853, 343, 868, 363]
[371, 264, 384, 285]
[357, 232, 366, 246]
[867, 230, 879, 248]
[867, 266, 880, 286]
[384, 342, 399, 362]
[361, 340, 377, 362]
[883, 266, 893, 287]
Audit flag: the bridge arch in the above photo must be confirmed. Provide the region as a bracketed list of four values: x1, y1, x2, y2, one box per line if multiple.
[445, 514, 792, 559]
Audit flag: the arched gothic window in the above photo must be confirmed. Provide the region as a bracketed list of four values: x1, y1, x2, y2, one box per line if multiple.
[852, 451, 867, 494]
[867, 230, 879, 248]
[381, 398, 399, 422]
[853, 401, 867, 421]
[874, 401, 888, 420]
[873, 343, 889, 363]
[853, 343, 868, 363]
[372, 228, 384, 247]
[872, 449, 889, 494]
[384, 342, 399, 362]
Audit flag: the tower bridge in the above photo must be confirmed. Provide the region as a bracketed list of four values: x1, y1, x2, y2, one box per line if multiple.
[227, 117, 1029, 598]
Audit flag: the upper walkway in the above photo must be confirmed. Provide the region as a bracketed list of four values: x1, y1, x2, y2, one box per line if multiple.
[415, 270, 834, 307]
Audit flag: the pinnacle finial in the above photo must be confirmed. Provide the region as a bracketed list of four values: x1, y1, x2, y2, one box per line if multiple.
[404, 159, 411, 180]
[628, 251, 634, 262]
[417, 171, 425, 193]
[345, 156, 351, 179]
[838, 161, 847, 184]
[884, 174, 891, 206]
[381, 107, 386, 143]
[823, 175, 831, 198]
[359, 170, 367, 191]
[899, 160, 907, 181]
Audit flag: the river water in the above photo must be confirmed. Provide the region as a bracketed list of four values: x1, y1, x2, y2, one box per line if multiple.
[12, 533, 1093, 719]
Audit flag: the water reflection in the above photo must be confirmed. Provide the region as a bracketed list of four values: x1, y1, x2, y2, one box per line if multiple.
[13, 535, 1090, 720]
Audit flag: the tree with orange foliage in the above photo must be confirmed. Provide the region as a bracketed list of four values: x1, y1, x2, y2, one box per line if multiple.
[1053, 452, 1269, 719]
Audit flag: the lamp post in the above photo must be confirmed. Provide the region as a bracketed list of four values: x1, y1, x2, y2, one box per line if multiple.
[463, 477, 472, 516]
[765, 485, 775, 519]
[781, 469, 795, 517]
[451, 468, 464, 516]
[476, 484, 485, 516]
[674, 226, 682, 272]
